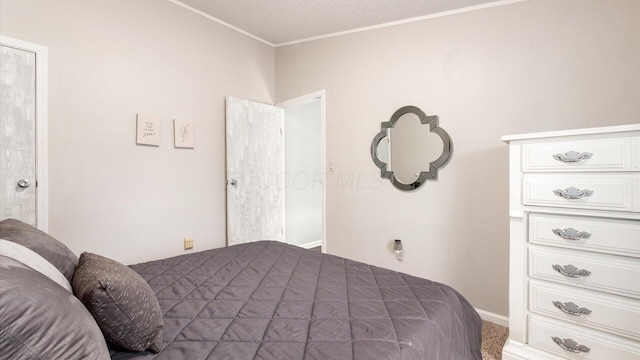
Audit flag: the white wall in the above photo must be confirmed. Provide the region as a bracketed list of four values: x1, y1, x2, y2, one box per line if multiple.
[284, 100, 322, 246]
[276, 0, 640, 317]
[0, 0, 275, 264]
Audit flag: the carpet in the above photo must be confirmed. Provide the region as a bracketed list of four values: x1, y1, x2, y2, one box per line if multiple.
[481, 320, 509, 360]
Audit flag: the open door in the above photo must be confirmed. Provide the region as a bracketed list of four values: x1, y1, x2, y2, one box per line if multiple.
[225, 97, 284, 246]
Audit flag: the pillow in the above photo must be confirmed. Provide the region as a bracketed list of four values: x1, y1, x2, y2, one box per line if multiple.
[0, 255, 110, 360]
[0, 218, 77, 282]
[0, 239, 72, 292]
[73, 252, 164, 353]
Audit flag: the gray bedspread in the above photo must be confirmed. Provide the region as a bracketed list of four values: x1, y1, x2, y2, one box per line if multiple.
[110, 241, 481, 360]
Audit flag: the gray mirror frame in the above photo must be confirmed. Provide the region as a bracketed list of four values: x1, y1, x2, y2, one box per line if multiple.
[371, 105, 452, 191]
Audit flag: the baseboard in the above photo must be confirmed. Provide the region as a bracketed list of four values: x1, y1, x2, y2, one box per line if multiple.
[503, 340, 566, 360]
[297, 240, 322, 249]
[475, 308, 509, 327]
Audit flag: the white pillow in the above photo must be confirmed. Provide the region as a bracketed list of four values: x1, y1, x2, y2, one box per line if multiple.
[0, 239, 73, 292]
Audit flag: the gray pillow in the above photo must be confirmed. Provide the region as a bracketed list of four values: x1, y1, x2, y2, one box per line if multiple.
[0, 218, 78, 282]
[0, 255, 110, 360]
[73, 252, 164, 353]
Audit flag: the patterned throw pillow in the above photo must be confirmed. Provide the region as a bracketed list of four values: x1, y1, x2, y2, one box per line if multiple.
[73, 252, 164, 353]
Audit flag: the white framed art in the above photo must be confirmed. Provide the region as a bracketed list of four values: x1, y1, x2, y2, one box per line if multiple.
[174, 119, 194, 148]
[136, 113, 161, 146]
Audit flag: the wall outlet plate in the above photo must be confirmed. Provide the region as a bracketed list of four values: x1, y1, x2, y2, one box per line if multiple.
[184, 237, 194, 250]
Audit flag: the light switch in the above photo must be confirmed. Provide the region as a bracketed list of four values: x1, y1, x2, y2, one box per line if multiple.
[328, 161, 335, 172]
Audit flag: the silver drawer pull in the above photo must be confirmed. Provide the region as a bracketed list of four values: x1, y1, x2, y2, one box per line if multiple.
[553, 187, 593, 199]
[552, 151, 592, 163]
[552, 227, 591, 240]
[552, 264, 591, 278]
[552, 301, 592, 316]
[552, 337, 591, 353]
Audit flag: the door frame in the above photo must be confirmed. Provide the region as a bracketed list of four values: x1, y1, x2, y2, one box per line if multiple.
[277, 90, 327, 253]
[0, 35, 48, 231]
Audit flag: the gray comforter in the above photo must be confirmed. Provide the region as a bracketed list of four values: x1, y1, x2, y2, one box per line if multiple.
[111, 241, 481, 359]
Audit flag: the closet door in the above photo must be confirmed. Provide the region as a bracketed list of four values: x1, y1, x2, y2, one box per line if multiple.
[225, 97, 284, 246]
[0, 42, 37, 225]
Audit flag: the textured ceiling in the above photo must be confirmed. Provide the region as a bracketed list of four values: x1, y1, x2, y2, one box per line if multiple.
[174, 0, 509, 45]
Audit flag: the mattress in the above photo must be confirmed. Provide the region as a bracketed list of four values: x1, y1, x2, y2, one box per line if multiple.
[110, 241, 482, 359]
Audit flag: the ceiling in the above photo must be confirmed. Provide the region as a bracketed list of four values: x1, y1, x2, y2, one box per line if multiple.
[172, 0, 514, 46]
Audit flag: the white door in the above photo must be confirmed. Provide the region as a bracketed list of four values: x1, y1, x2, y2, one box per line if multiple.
[225, 97, 284, 246]
[0, 37, 47, 228]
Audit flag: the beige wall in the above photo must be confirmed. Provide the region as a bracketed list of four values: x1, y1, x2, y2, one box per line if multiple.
[0, 0, 275, 264]
[276, 0, 640, 316]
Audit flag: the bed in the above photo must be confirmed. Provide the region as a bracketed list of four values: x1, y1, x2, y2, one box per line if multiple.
[0, 219, 482, 360]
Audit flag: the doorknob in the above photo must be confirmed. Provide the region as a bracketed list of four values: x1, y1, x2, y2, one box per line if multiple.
[17, 178, 31, 188]
[229, 179, 238, 186]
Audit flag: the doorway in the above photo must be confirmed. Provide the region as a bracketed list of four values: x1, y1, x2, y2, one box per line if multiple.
[279, 91, 326, 253]
[0, 36, 48, 230]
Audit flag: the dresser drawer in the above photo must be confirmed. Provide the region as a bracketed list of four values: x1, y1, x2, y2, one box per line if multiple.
[529, 245, 640, 298]
[528, 315, 640, 360]
[529, 213, 640, 257]
[523, 174, 640, 212]
[522, 135, 640, 172]
[529, 280, 640, 340]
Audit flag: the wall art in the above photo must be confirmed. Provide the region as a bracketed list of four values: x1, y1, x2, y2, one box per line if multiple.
[136, 113, 161, 146]
[174, 119, 194, 148]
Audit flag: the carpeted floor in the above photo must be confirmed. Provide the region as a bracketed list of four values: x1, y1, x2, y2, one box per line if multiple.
[481, 320, 509, 360]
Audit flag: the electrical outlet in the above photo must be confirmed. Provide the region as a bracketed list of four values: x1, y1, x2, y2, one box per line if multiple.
[184, 237, 194, 250]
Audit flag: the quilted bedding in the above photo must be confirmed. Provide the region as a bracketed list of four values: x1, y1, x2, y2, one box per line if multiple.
[110, 241, 481, 360]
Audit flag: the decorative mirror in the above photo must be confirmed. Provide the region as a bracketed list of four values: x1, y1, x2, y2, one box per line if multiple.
[371, 105, 452, 191]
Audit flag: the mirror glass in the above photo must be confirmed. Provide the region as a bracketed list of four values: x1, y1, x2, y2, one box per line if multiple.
[371, 106, 452, 191]
[389, 113, 444, 184]
[375, 132, 390, 164]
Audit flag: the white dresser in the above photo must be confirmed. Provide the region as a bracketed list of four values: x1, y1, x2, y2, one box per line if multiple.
[502, 124, 640, 360]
